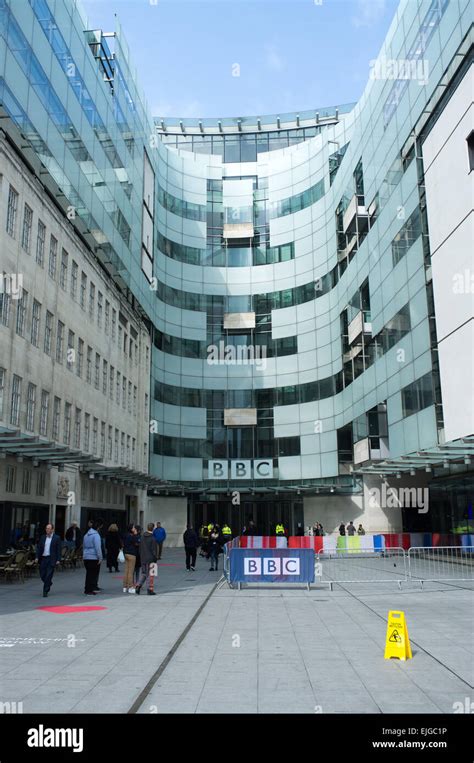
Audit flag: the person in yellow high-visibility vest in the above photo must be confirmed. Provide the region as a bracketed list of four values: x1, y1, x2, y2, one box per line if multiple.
[275, 522, 285, 536]
[207, 522, 214, 533]
[222, 523, 232, 541]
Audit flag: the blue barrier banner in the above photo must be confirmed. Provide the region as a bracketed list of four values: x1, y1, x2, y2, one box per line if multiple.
[229, 548, 315, 584]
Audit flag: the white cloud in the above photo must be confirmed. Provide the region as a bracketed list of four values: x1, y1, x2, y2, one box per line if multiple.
[152, 99, 203, 118]
[352, 0, 386, 29]
[264, 43, 286, 73]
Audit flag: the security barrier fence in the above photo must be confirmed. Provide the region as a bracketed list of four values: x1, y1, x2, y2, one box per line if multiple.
[315, 547, 407, 589]
[222, 541, 474, 589]
[407, 546, 474, 586]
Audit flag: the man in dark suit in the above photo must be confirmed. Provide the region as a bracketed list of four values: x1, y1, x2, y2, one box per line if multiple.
[65, 522, 82, 550]
[37, 523, 61, 597]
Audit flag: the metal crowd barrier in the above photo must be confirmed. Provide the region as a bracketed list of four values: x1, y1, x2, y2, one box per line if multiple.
[408, 546, 474, 586]
[222, 541, 474, 590]
[315, 547, 407, 589]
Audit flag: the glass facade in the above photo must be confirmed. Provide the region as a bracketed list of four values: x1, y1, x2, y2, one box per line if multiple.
[0, 0, 471, 499]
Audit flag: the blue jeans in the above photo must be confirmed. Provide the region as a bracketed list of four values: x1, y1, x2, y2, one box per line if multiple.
[209, 547, 219, 569]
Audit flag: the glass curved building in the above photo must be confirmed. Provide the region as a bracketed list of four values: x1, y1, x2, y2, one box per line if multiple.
[0, 0, 472, 541]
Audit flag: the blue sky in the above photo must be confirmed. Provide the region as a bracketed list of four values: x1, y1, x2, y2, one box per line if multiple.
[81, 0, 399, 119]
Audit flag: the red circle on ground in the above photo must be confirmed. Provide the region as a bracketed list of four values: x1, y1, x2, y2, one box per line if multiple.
[37, 605, 107, 613]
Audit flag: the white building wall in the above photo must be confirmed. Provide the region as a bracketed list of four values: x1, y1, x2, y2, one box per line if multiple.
[423, 66, 474, 443]
[0, 137, 151, 538]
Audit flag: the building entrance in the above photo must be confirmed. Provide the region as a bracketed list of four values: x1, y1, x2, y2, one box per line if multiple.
[189, 496, 304, 537]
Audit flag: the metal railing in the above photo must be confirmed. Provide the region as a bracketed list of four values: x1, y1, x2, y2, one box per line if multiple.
[315, 547, 407, 589]
[408, 546, 474, 586]
[222, 543, 474, 590]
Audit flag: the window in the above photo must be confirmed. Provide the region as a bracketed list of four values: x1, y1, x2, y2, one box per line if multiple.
[6, 465, 16, 493]
[118, 324, 123, 351]
[44, 311, 53, 355]
[0, 285, 11, 327]
[21, 204, 33, 253]
[10, 375, 21, 426]
[133, 386, 137, 416]
[74, 408, 81, 448]
[74, 339, 83, 379]
[64, 402, 72, 444]
[0, 368, 4, 419]
[392, 207, 422, 266]
[111, 308, 117, 339]
[107, 425, 113, 460]
[116, 371, 121, 404]
[71, 260, 78, 299]
[100, 421, 106, 458]
[6, 186, 18, 237]
[120, 432, 125, 465]
[85, 346, 92, 383]
[467, 130, 474, 172]
[122, 376, 126, 409]
[144, 393, 149, 420]
[97, 291, 103, 328]
[36, 471, 46, 496]
[109, 366, 114, 401]
[126, 435, 130, 466]
[128, 381, 132, 413]
[402, 373, 434, 418]
[56, 320, 64, 363]
[21, 469, 32, 495]
[52, 397, 61, 440]
[48, 236, 58, 279]
[94, 353, 100, 389]
[105, 301, 110, 333]
[80, 272, 87, 309]
[31, 299, 41, 346]
[39, 390, 49, 436]
[114, 429, 119, 462]
[102, 360, 108, 395]
[67, 330, 75, 370]
[89, 282, 95, 319]
[26, 383, 36, 431]
[132, 438, 136, 468]
[16, 289, 28, 336]
[36, 220, 46, 266]
[84, 413, 90, 451]
[60, 249, 68, 289]
[92, 417, 98, 454]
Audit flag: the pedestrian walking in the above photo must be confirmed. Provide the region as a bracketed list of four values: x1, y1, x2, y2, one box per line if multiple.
[208, 525, 223, 571]
[357, 524, 366, 535]
[134, 525, 142, 585]
[296, 523, 305, 536]
[152, 522, 166, 560]
[136, 523, 158, 595]
[65, 522, 82, 550]
[37, 523, 61, 597]
[339, 522, 346, 536]
[105, 524, 123, 572]
[83, 520, 103, 595]
[183, 524, 199, 571]
[123, 524, 139, 593]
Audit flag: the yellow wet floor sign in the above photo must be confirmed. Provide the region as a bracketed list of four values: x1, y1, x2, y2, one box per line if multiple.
[384, 610, 412, 660]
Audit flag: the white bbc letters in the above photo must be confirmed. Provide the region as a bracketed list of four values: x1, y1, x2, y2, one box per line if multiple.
[244, 557, 300, 576]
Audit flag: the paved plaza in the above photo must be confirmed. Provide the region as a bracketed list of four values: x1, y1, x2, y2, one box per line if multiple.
[0, 549, 472, 715]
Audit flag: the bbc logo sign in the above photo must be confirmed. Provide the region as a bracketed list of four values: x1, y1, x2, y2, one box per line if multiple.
[208, 460, 273, 480]
[244, 558, 300, 575]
